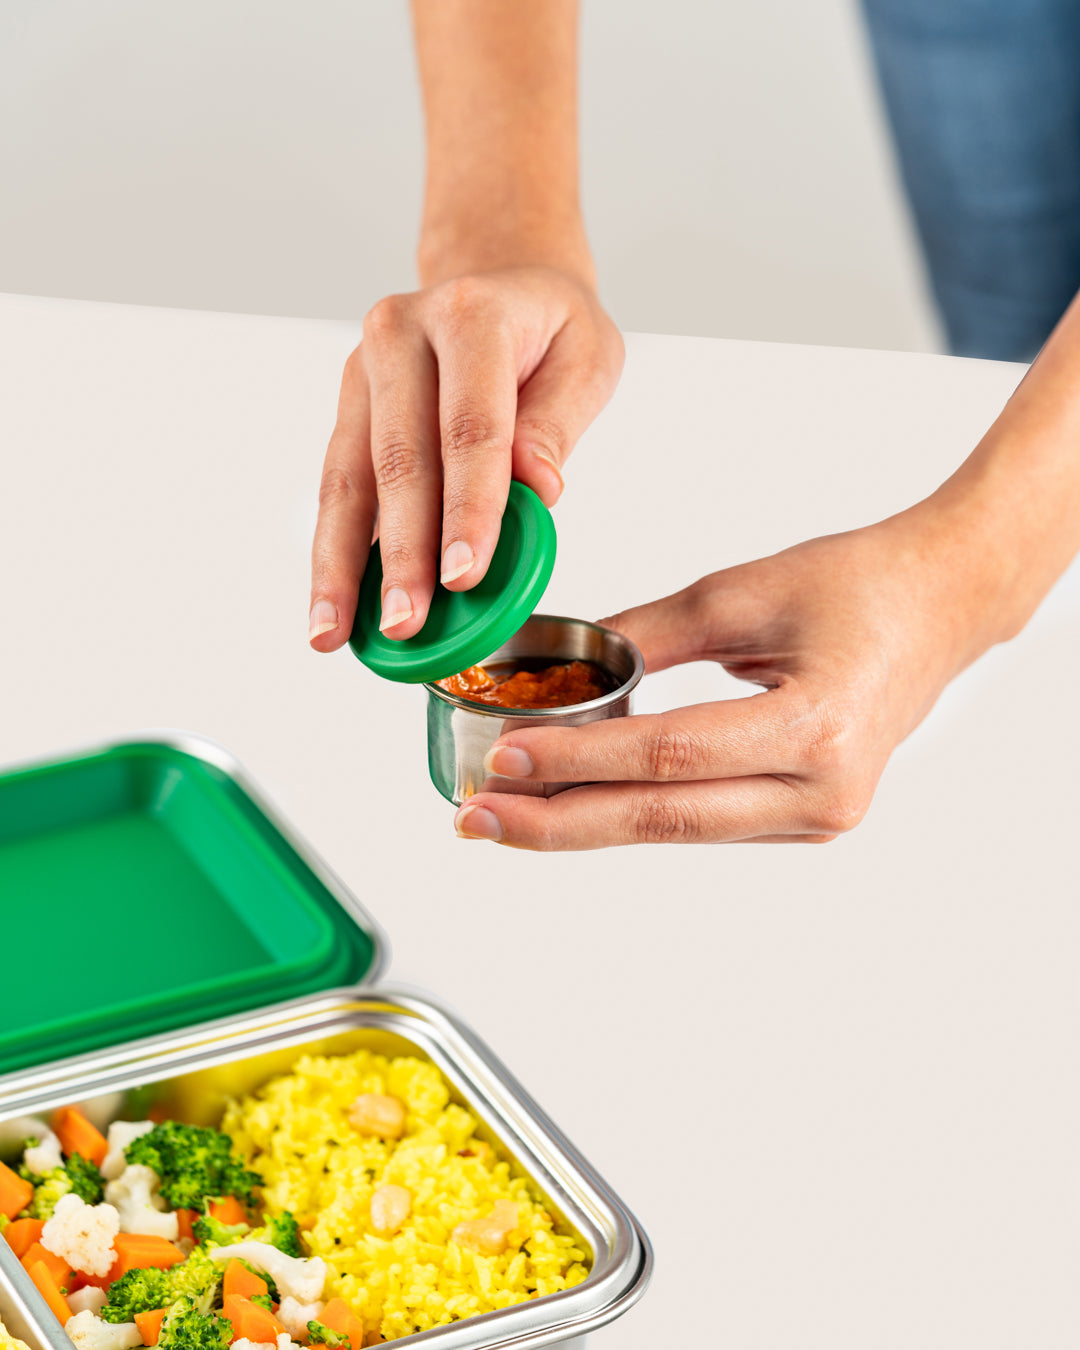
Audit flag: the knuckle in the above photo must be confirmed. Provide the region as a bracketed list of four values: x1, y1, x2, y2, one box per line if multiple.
[363, 294, 408, 342]
[634, 793, 696, 845]
[442, 408, 506, 459]
[373, 435, 423, 494]
[794, 701, 854, 777]
[318, 465, 358, 511]
[809, 787, 870, 836]
[433, 275, 491, 325]
[647, 718, 700, 782]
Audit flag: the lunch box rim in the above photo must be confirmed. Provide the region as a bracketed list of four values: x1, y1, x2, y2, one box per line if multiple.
[0, 983, 653, 1350]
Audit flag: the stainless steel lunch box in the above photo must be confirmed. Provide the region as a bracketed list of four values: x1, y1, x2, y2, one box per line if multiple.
[0, 735, 650, 1350]
[0, 991, 650, 1350]
[424, 616, 644, 806]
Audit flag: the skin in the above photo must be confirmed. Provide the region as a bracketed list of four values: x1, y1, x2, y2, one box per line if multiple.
[455, 292, 1080, 847]
[310, 1, 1080, 850]
[309, 0, 622, 648]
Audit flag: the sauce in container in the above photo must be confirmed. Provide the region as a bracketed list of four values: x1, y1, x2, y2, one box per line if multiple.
[439, 660, 613, 709]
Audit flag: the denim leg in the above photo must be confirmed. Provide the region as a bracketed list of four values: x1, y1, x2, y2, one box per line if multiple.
[861, 0, 1080, 360]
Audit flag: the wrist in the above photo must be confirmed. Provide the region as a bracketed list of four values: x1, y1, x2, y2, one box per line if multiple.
[417, 211, 596, 290]
[883, 437, 1056, 671]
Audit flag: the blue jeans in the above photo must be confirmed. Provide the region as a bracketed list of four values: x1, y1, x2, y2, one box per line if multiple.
[861, 0, 1080, 360]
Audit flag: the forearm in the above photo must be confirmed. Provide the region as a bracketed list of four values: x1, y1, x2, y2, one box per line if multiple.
[411, 0, 592, 286]
[888, 292, 1080, 666]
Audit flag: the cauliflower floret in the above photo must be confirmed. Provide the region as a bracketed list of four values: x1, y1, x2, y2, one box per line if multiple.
[64, 1312, 142, 1350]
[41, 1194, 119, 1278]
[24, 1130, 63, 1176]
[104, 1164, 178, 1240]
[66, 1287, 108, 1317]
[205, 1242, 327, 1303]
[276, 1299, 323, 1342]
[0, 1116, 49, 1153]
[101, 1122, 156, 1182]
[230, 1338, 302, 1350]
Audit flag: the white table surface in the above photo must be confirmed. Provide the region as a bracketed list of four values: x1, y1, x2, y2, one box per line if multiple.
[2, 291, 1078, 1348]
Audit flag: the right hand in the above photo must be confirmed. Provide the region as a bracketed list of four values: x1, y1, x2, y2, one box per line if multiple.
[308, 265, 624, 649]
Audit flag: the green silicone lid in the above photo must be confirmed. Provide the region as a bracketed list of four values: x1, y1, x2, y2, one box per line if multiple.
[0, 738, 384, 1077]
[349, 481, 557, 683]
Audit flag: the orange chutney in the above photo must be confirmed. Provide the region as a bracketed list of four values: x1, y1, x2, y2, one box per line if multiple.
[439, 659, 613, 709]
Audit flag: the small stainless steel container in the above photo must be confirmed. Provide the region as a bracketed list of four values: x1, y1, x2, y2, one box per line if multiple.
[425, 616, 644, 806]
[0, 989, 651, 1350]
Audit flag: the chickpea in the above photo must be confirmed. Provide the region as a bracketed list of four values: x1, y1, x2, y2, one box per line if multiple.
[348, 1093, 406, 1139]
[369, 1183, 411, 1235]
[451, 1199, 519, 1256]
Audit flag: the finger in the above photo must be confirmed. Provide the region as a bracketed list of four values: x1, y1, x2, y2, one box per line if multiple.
[452, 776, 804, 851]
[595, 581, 717, 673]
[742, 834, 839, 844]
[431, 299, 518, 591]
[484, 692, 804, 785]
[363, 297, 442, 639]
[309, 346, 378, 652]
[510, 320, 624, 507]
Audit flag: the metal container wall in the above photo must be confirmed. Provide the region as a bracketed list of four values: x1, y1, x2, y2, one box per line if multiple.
[0, 1250, 73, 1350]
[425, 617, 644, 805]
[0, 986, 651, 1350]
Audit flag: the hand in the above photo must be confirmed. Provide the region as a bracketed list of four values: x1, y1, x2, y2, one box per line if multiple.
[308, 265, 623, 648]
[452, 506, 1008, 848]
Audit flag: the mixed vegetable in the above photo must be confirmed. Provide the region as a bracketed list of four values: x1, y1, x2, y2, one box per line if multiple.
[0, 1108, 367, 1350]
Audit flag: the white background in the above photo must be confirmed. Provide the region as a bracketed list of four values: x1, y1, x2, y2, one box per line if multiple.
[5, 3, 1075, 1347]
[0, 0, 937, 351]
[2, 295, 1078, 1346]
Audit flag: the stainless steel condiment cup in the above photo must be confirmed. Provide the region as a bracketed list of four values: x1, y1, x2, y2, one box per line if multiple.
[424, 614, 644, 805]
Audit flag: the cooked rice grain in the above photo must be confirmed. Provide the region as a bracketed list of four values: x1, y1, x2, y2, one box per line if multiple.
[220, 1050, 587, 1342]
[0, 1316, 30, 1350]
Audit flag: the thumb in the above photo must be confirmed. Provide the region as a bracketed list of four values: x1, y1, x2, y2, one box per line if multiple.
[597, 582, 713, 674]
[510, 321, 623, 507]
[600, 566, 779, 675]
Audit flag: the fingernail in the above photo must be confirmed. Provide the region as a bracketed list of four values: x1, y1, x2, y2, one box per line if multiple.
[530, 449, 565, 505]
[454, 804, 503, 842]
[441, 540, 475, 585]
[379, 586, 413, 631]
[308, 599, 338, 641]
[483, 746, 535, 778]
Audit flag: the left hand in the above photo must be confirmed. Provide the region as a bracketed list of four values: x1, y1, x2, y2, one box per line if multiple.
[452, 503, 1008, 849]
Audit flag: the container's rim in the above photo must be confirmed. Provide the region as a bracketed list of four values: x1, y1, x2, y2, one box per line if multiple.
[0, 982, 653, 1350]
[422, 615, 644, 718]
[0, 728, 393, 1001]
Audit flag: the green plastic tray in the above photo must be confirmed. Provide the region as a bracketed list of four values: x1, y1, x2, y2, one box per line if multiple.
[0, 737, 382, 1075]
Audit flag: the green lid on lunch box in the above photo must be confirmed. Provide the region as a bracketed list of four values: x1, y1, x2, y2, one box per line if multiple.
[348, 481, 557, 684]
[0, 737, 387, 1077]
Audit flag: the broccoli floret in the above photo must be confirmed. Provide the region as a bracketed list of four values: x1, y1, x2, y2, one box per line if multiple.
[100, 1267, 175, 1323]
[18, 1153, 104, 1217]
[250, 1295, 274, 1312]
[307, 1321, 351, 1350]
[102, 1247, 222, 1323]
[191, 1214, 250, 1248]
[124, 1122, 262, 1211]
[23, 1168, 72, 1219]
[157, 1300, 232, 1350]
[167, 1246, 222, 1316]
[66, 1152, 105, 1206]
[254, 1211, 302, 1258]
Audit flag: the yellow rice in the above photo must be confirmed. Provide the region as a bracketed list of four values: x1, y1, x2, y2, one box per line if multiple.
[0, 1316, 30, 1350]
[220, 1050, 588, 1343]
